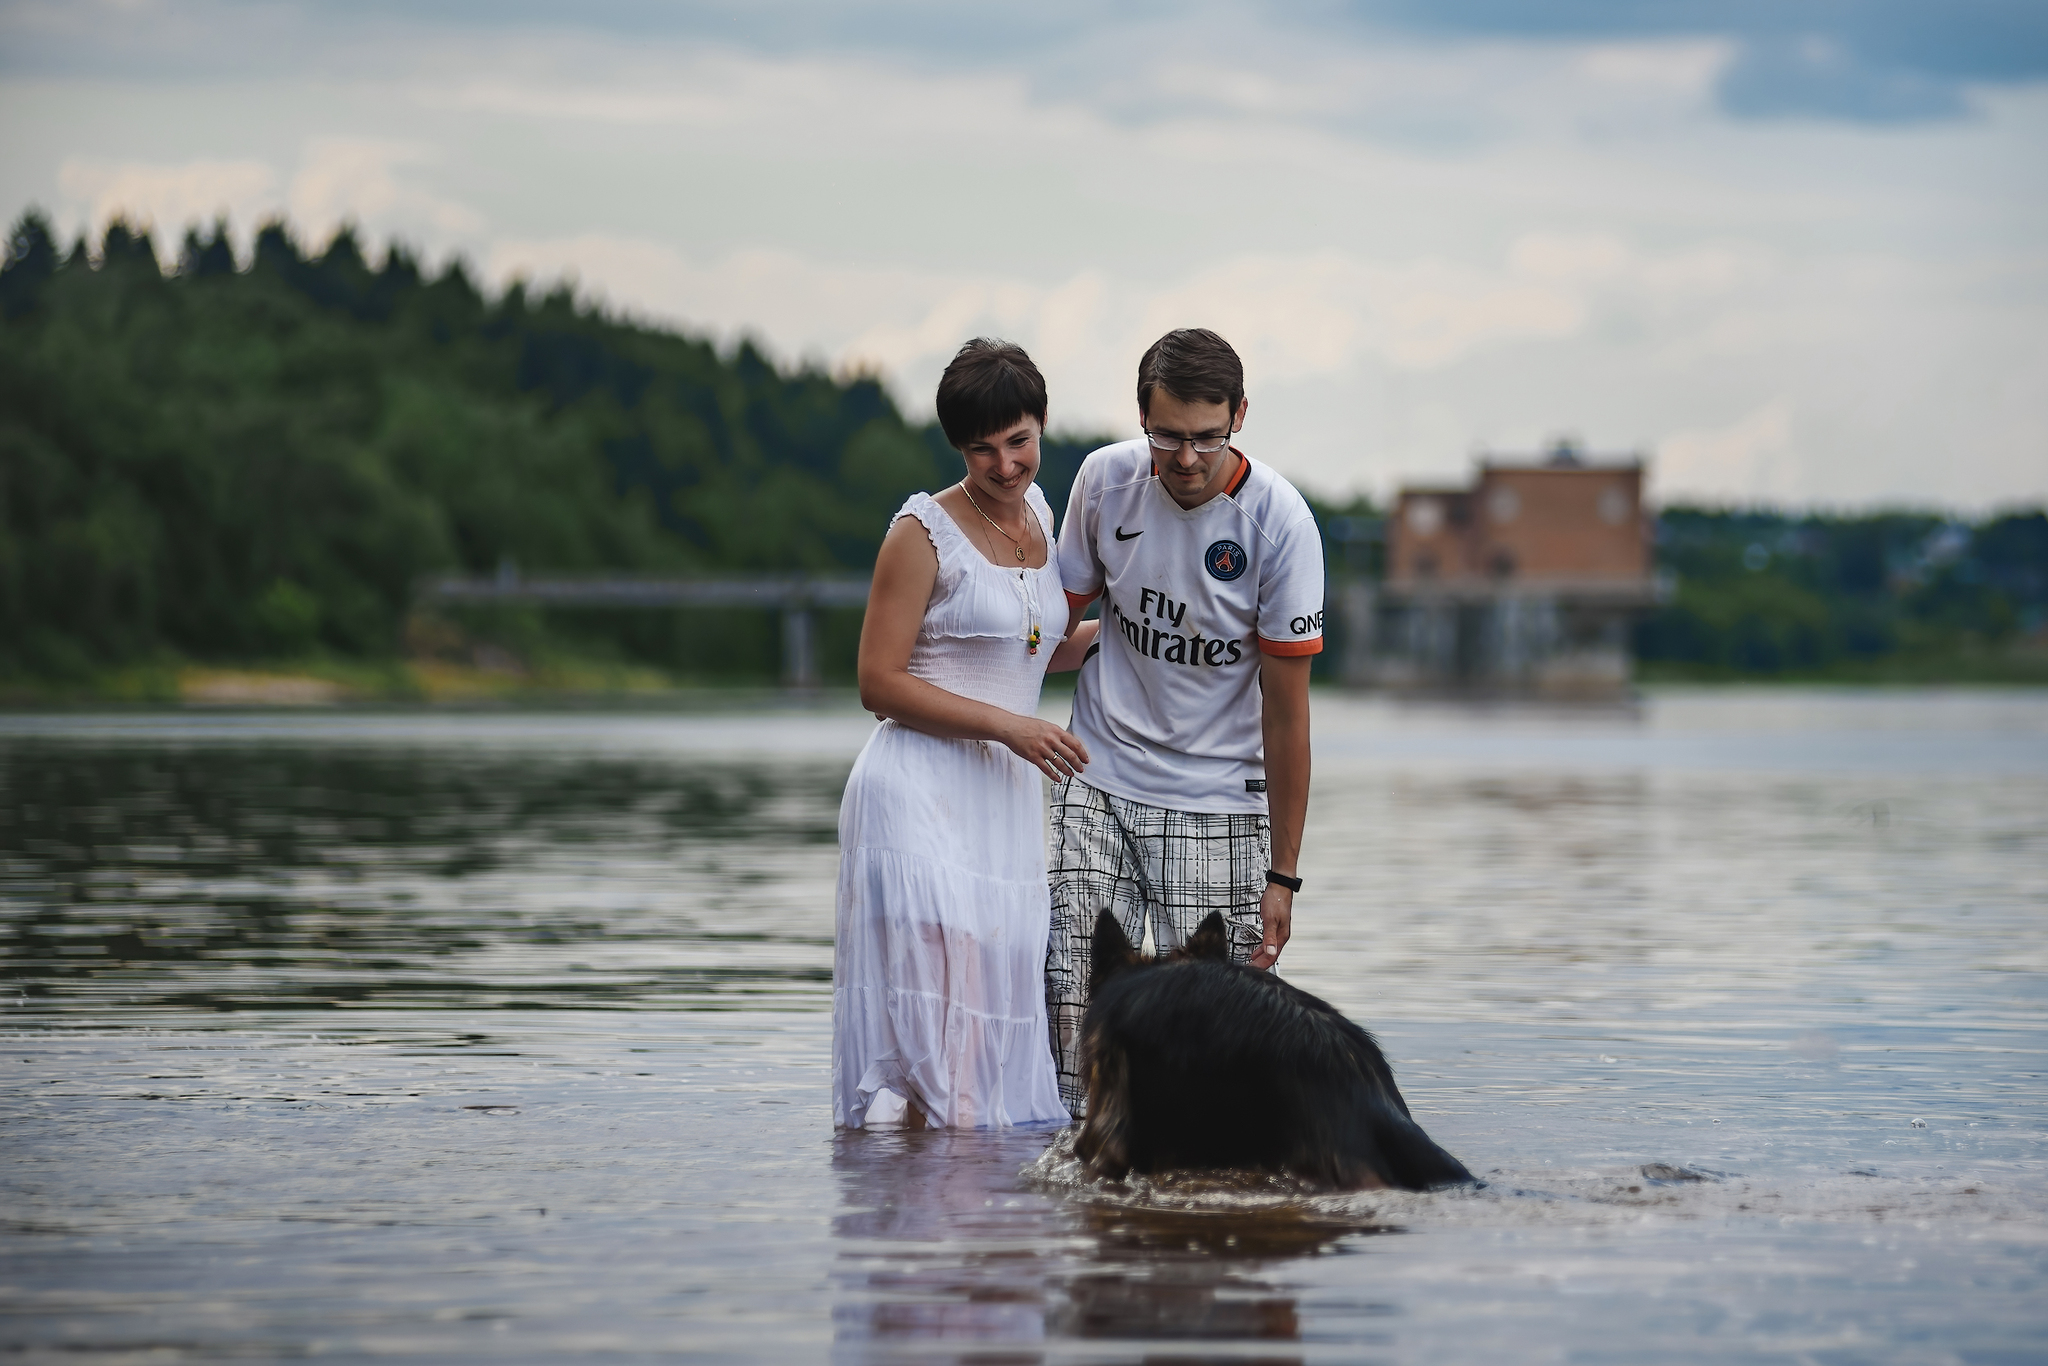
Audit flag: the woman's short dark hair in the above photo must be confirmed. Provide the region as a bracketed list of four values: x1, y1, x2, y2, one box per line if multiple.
[935, 338, 1048, 449]
[1137, 328, 1244, 417]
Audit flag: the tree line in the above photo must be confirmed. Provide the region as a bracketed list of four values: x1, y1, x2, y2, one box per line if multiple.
[1, 212, 2040, 690]
[0, 211, 1104, 687]
[1635, 506, 2045, 679]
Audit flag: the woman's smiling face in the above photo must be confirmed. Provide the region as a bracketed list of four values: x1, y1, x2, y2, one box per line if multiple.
[958, 416, 1042, 499]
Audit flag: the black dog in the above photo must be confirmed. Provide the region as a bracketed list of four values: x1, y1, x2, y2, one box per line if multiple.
[1073, 909, 1473, 1192]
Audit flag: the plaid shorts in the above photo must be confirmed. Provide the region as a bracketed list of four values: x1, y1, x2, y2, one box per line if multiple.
[1045, 777, 1271, 1117]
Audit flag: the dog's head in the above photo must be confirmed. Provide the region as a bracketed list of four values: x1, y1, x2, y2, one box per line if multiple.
[1077, 909, 1238, 1182]
[1088, 908, 1232, 999]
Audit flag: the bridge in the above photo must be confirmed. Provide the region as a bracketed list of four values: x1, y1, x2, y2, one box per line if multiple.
[418, 565, 872, 688]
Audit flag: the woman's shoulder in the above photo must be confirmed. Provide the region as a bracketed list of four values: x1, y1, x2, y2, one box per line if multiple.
[892, 488, 946, 534]
[1025, 481, 1054, 528]
[892, 489, 972, 563]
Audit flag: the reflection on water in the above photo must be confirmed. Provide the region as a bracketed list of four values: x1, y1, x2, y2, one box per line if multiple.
[3, 692, 2046, 1362]
[831, 1128, 1378, 1363]
[832, 1131, 1065, 1356]
[2, 743, 843, 1012]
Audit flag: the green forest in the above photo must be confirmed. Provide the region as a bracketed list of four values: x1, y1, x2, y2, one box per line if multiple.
[0, 211, 1110, 697]
[1, 213, 2042, 698]
[1636, 508, 2046, 680]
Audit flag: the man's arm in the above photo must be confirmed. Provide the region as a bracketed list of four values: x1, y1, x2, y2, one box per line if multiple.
[1047, 592, 1099, 672]
[1048, 454, 1103, 673]
[1046, 615, 1100, 672]
[1252, 651, 1311, 969]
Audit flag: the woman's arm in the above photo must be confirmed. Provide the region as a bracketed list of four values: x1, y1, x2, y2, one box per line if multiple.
[857, 515, 1090, 781]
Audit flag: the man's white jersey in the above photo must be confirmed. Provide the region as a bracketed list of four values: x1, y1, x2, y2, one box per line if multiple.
[1057, 439, 1324, 814]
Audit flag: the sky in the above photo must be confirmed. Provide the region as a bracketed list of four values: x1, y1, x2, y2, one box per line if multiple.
[2, 0, 2044, 510]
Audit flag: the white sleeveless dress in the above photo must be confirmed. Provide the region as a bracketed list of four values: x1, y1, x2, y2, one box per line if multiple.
[833, 487, 1071, 1129]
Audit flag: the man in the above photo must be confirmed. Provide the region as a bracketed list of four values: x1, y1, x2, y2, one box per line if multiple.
[1047, 327, 1323, 1117]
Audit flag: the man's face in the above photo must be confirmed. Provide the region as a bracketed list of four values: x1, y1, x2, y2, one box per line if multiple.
[1142, 390, 1247, 509]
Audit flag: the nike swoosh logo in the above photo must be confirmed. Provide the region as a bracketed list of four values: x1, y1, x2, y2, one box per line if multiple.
[1115, 526, 1142, 541]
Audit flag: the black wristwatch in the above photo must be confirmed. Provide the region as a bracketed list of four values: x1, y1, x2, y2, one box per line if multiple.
[1265, 869, 1303, 893]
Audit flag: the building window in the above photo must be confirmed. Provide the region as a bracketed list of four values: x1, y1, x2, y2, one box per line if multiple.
[1488, 486, 1520, 523]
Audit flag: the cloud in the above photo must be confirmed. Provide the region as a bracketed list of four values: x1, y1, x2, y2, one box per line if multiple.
[288, 139, 482, 241]
[488, 230, 1776, 479]
[12, 0, 2041, 127]
[1142, 254, 1587, 373]
[334, 1, 2048, 127]
[1655, 398, 1799, 503]
[1355, 0, 2048, 123]
[56, 156, 276, 248]
[46, 143, 483, 256]
[1717, 37, 1967, 122]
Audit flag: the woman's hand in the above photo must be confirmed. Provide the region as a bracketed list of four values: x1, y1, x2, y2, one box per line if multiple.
[997, 717, 1090, 781]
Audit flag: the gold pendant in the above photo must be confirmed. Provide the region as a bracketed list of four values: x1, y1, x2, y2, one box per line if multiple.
[1015, 547, 1026, 561]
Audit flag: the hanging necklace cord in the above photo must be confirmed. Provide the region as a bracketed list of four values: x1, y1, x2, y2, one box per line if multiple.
[958, 480, 1033, 563]
[959, 481, 1044, 653]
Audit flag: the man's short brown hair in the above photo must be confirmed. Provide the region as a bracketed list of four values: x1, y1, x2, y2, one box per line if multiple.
[1136, 328, 1244, 417]
[935, 338, 1048, 449]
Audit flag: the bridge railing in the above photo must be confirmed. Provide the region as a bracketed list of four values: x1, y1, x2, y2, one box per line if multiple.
[417, 568, 872, 688]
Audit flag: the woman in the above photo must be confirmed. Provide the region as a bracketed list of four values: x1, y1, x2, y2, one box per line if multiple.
[834, 338, 1097, 1130]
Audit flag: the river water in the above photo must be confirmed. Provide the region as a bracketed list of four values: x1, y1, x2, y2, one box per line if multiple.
[2, 689, 2044, 1363]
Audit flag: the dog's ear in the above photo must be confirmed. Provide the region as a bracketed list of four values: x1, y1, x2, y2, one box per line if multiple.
[1183, 911, 1232, 963]
[1089, 908, 1140, 999]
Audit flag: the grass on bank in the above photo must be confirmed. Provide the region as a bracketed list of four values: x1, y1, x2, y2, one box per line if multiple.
[0, 654, 733, 708]
[4, 644, 2046, 708]
[1635, 644, 2048, 687]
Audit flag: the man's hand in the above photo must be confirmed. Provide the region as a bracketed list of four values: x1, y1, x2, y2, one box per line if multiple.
[1249, 881, 1292, 969]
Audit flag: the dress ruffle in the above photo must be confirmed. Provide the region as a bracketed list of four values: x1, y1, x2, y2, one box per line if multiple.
[834, 729, 1069, 1129]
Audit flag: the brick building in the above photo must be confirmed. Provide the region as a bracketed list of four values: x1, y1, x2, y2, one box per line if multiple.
[1344, 440, 1662, 695]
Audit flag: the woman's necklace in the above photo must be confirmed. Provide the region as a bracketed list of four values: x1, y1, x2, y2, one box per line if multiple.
[956, 481, 1044, 655]
[958, 480, 1031, 563]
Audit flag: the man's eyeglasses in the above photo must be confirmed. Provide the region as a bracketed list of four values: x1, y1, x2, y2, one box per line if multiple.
[1144, 428, 1232, 455]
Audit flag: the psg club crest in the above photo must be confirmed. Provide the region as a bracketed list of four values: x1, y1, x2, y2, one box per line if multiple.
[1204, 539, 1248, 581]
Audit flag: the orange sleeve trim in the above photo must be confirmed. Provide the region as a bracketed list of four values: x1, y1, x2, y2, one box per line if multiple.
[1065, 589, 1101, 609]
[1257, 635, 1323, 657]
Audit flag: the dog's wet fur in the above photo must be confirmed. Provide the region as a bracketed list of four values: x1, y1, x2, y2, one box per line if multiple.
[1073, 909, 1474, 1192]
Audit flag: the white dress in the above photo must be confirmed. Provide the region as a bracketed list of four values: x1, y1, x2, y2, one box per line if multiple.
[833, 487, 1071, 1129]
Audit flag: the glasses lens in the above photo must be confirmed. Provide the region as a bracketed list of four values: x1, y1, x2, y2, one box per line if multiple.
[1147, 431, 1230, 452]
